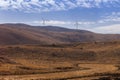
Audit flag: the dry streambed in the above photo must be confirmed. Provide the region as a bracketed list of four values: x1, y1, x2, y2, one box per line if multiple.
[0, 64, 118, 80]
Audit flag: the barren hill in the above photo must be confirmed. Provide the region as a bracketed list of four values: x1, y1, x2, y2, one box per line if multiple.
[0, 23, 120, 45]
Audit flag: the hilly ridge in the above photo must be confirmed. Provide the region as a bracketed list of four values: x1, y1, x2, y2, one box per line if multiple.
[0, 23, 120, 45]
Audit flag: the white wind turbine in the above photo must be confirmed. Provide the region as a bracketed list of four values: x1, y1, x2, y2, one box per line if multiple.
[41, 17, 46, 26]
[74, 21, 79, 30]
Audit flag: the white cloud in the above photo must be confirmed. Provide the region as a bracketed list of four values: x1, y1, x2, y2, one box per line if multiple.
[91, 24, 120, 33]
[78, 21, 95, 25]
[0, 0, 119, 12]
[33, 20, 71, 25]
[98, 12, 120, 23]
[33, 20, 95, 26]
[104, 12, 120, 22]
[0, 0, 10, 9]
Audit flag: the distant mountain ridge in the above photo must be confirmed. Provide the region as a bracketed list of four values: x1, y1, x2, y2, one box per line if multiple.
[0, 23, 120, 45]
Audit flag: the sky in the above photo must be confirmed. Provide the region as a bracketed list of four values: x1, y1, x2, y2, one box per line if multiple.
[0, 0, 120, 33]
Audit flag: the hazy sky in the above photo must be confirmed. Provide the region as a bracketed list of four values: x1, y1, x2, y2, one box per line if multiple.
[0, 0, 120, 33]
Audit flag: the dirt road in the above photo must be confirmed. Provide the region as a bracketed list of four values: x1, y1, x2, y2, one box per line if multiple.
[0, 64, 118, 80]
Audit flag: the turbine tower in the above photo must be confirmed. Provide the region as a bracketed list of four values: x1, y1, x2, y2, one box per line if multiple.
[75, 21, 79, 30]
[42, 17, 46, 26]
[41, 17, 49, 26]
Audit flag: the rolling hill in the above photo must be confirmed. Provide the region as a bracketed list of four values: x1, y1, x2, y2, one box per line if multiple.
[0, 23, 120, 45]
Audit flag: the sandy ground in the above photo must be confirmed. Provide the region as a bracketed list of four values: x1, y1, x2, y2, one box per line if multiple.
[0, 64, 118, 80]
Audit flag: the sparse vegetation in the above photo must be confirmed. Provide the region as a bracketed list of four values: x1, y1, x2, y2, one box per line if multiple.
[0, 41, 120, 80]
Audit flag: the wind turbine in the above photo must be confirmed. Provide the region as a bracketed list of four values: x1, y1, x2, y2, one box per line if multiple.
[41, 17, 49, 26]
[74, 21, 79, 30]
[41, 17, 46, 26]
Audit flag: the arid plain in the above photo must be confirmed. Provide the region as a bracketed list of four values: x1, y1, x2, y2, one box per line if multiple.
[0, 41, 120, 80]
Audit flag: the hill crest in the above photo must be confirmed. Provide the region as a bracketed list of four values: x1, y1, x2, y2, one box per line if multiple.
[0, 23, 120, 45]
